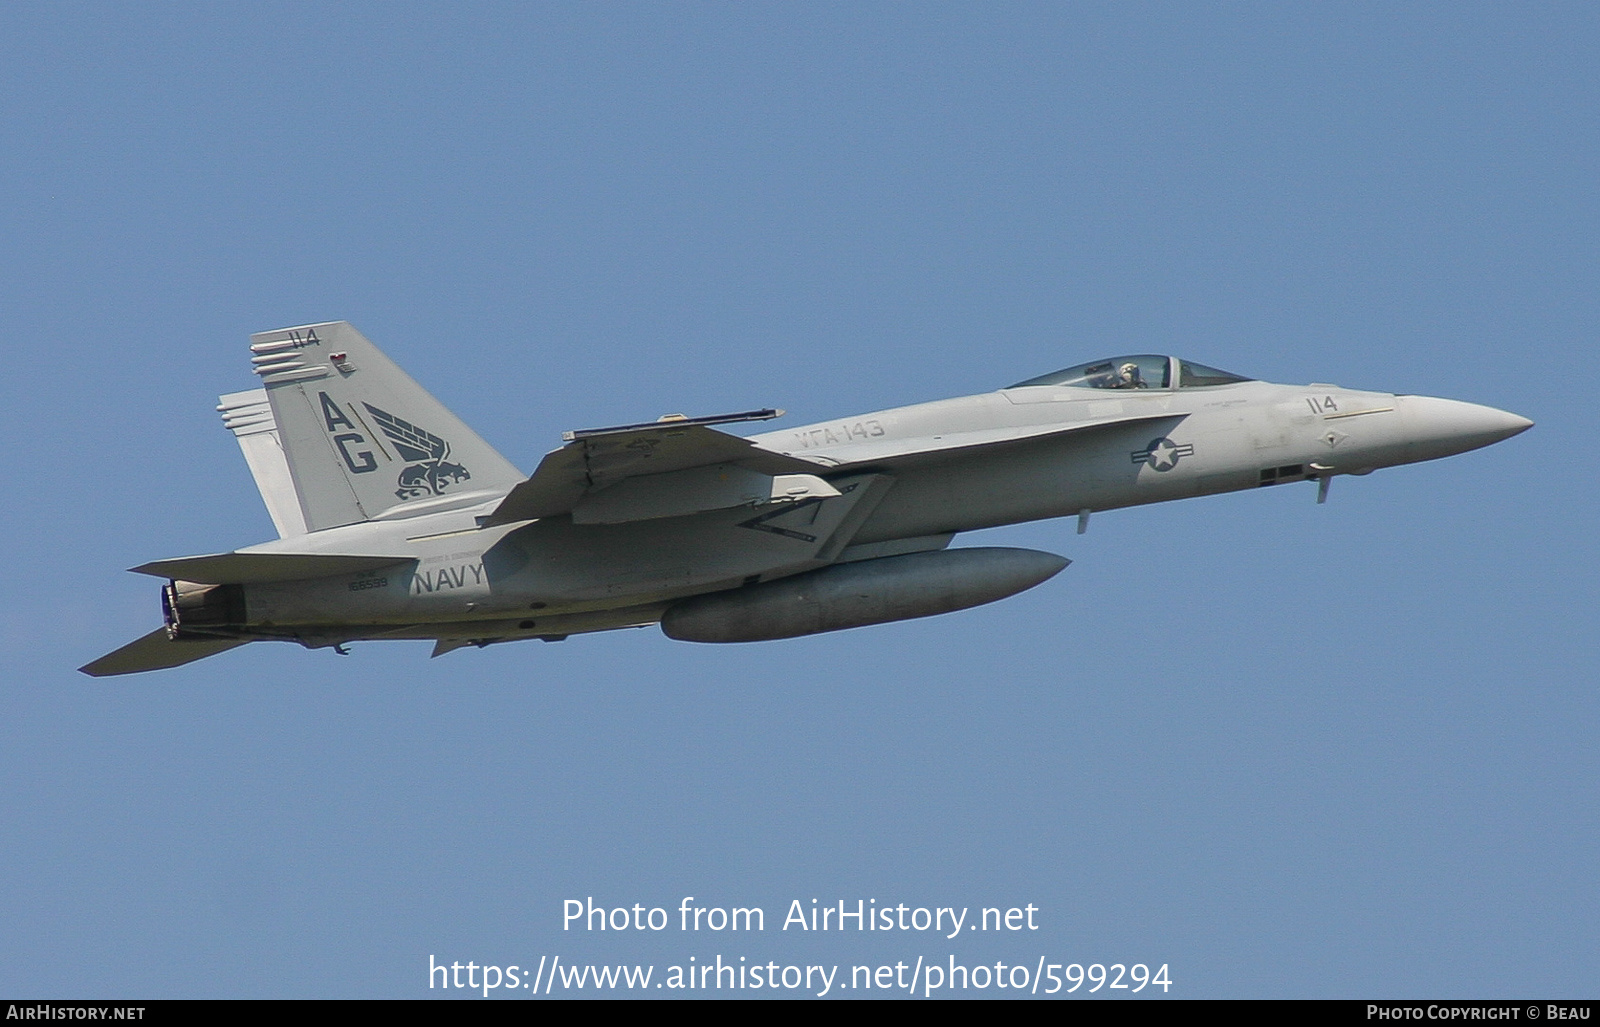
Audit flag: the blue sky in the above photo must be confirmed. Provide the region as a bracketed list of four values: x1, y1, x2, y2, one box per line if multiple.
[1, 2, 1593, 998]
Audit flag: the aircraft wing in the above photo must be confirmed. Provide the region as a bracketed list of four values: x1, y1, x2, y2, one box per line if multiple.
[80, 628, 247, 677]
[484, 412, 832, 526]
[130, 552, 414, 584]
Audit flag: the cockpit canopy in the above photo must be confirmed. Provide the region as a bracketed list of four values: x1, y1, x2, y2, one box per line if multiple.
[1008, 355, 1252, 391]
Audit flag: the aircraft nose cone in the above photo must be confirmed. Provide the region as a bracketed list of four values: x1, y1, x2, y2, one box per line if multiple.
[1399, 395, 1533, 460]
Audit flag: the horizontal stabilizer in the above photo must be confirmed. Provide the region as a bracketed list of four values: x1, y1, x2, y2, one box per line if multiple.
[80, 629, 246, 677]
[486, 419, 827, 526]
[131, 552, 413, 584]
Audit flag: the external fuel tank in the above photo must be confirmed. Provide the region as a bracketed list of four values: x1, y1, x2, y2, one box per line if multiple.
[660, 547, 1069, 643]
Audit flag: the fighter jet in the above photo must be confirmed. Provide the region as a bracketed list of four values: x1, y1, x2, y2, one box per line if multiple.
[81, 323, 1532, 675]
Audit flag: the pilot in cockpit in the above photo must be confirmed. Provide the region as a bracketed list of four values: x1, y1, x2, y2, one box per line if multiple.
[1112, 362, 1145, 389]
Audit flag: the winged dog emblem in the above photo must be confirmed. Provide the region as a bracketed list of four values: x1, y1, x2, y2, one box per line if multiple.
[363, 403, 472, 499]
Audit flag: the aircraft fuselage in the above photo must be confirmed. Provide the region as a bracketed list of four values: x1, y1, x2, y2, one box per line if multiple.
[82, 328, 1531, 675]
[227, 378, 1527, 645]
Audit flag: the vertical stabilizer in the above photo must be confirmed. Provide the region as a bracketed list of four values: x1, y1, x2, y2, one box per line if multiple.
[249, 322, 525, 532]
[218, 389, 308, 537]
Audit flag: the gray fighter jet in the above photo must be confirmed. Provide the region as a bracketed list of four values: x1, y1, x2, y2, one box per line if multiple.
[82, 323, 1532, 675]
